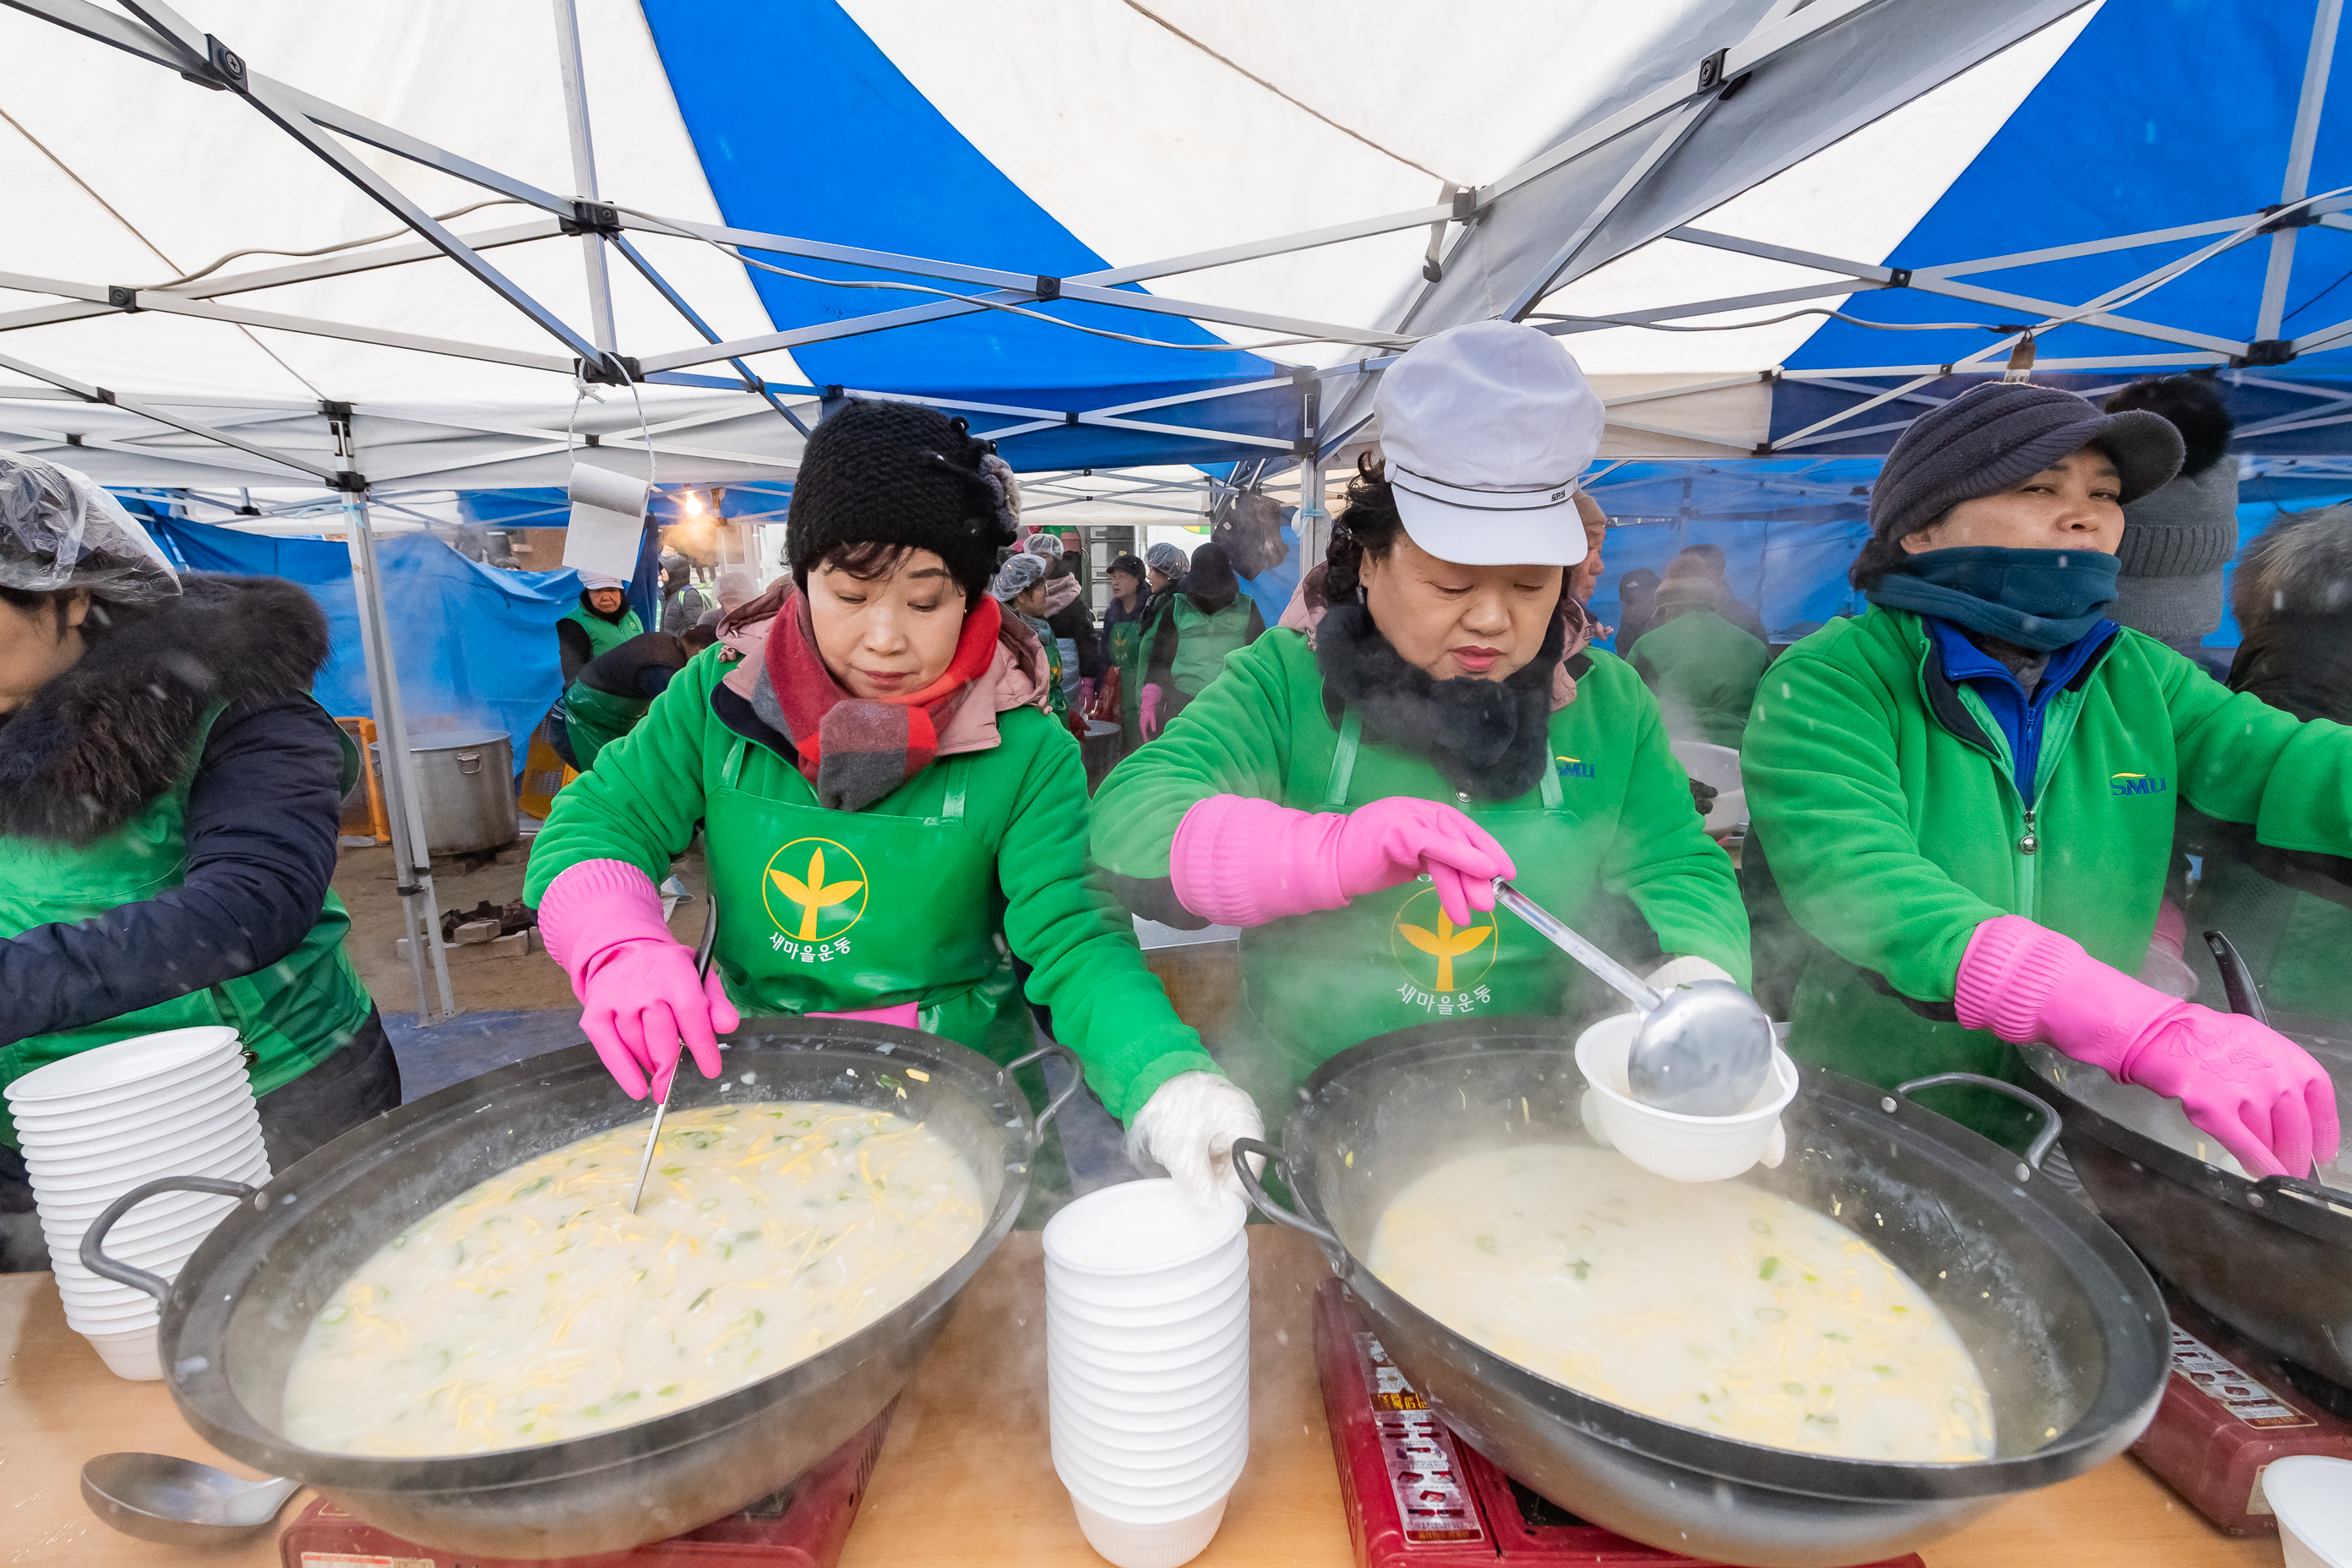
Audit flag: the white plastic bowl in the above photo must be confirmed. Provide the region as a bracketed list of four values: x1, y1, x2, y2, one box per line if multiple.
[1051, 1375, 1249, 1431]
[18, 1082, 257, 1162]
[1064, 1469, 1242, 1525]
[1057, 1443, 1247, 1513]
[11, 1070, 251, 1143]
[1574, 1012, 1799, 1183]
[76, 1322, 164, 1381]
[44, 1199, 228, 1257]
[39, 1180, 243, 1237]
[6, 1026, 240, 1103]
[2269, 1455, 2352, 1568]
[1070, 1494, 1228, 1568]
[1045, 1248, 1248, 1315]
[1043, 1180, 1244, 1271]
[1047, 1286, 1250, 1353]
[31, 1147, 267, 1222]
[61, 1289, 165, 1327]
[1052, 1422, 1246, 1493]
[1053, 1331, 1248, 1395]
[26, 1114, 262, 1192]
[1049, 1389, 1247, 1464]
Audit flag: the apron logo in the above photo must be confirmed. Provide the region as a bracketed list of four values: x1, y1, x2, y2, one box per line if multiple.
[1554, 754, 1597, 781]
[1392, 885, 1499, 999]
[763, 838, 868, 942]
[2110, 771, 2170, 798]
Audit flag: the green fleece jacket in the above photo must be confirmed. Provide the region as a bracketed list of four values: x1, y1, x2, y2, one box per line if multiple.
[1631, 607, 1769, 750]
[1742, 605, 2352, 1117]
[1090, 630, 1749, 1054]
[523, 649, 1215, 1123]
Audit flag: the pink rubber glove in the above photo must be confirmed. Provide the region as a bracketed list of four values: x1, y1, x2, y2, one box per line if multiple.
[1956, 915, 2340, 1179]
[1075, 678, 1097, 716]
[1139, 683, 1167, 738]
[1171, 794, 1516, 930]
[536, 860, 739, 1100]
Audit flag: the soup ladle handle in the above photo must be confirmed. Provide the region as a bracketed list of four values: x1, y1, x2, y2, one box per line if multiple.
[81, 1176, 264, 1304]
[1896, 1072, 2063, 1180]
[1231, 1137, 1342, 1261]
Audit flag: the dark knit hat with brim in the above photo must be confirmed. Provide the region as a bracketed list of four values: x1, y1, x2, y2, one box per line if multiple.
[786, 399, 1017, 601]
[1869, 382, 2183, 544]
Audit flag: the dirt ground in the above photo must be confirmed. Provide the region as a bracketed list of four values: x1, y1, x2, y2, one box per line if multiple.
[332, 838, 710, 1018]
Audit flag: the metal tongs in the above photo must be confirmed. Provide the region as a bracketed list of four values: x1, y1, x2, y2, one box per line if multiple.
[627, 892, 721, 1214]
[1492, 879, 1774, 1116]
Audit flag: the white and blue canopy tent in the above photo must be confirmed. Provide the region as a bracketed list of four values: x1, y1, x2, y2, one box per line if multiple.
[0, 0, 2252, 1021]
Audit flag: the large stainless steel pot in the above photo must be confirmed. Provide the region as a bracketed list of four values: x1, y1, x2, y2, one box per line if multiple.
[375, 727, 516, 854]
[82, 1023, 1076, 1560]
[1235, 1017, 2167, 1568]
[2019, 1024, 2352, 1386]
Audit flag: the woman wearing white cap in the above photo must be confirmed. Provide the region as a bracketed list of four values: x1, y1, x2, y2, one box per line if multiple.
[1092, 322, 1750, 1187]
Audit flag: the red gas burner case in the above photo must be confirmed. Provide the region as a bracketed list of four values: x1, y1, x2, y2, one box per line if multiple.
[278, 1401, 893, 1568]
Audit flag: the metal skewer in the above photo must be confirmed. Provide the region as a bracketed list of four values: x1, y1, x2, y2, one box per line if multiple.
[628, 892, 721, 1214]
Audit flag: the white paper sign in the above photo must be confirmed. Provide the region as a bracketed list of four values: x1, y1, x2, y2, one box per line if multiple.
[562, 463, 649, 580]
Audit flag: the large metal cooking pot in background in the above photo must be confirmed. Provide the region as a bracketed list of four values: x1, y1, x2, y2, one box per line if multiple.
[2019, 1025, 2352, 1386]
[373, 727, 516, 854]
[82, 1023, 1075, 1560]
[1236, 1017, 2168, 1568]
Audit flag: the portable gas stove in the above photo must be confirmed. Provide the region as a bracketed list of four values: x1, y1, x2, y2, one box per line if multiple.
[277, 1402, 893, 1568]
[1311, 1280, 1925, 1568]
[2128, 1286, 2352, 1537]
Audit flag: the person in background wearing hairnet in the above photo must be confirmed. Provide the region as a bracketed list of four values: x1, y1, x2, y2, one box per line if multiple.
[989, 552, 1069, 719]
[658, 550, 714, 634]
[0, 456, 392, 1270]
[1024, 531, 1102, 713]
[558, 570, 643, 685]
[1741, 382, 2342, 1179]
[1137, 540, 1266, 739]
[1091, 324, 1750, 1188]
[1097, 553, 1152, 751]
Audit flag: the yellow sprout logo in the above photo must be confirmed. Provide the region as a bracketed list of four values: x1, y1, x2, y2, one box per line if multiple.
[762, 838, 868, 940]
[1392, 885, 1498, 993]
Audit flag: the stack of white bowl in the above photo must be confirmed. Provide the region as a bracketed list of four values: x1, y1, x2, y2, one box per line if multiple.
[4, 1026, 270, 1380]
[1043, 1179, 1250, 1568]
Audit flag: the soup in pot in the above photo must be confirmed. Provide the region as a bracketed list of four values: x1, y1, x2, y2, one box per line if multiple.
[1367, 1145, 1994, 1462]
[281, 1101, 985, 1456]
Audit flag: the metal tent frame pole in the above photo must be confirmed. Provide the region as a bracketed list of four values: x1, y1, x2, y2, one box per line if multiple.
[333, 416, 457, 1023]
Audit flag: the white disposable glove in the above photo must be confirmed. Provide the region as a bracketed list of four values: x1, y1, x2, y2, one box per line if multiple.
[1125, 1071, 1266, 1209]
[1637, 955, 1783, 1168]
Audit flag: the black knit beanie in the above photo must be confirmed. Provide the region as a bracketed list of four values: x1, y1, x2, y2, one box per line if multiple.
[1852, 382, 2182, 588]
[786, 399, 1017, 602]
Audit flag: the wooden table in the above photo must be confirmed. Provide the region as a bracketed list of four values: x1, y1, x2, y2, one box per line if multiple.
[0, 1231, 2278, 1568]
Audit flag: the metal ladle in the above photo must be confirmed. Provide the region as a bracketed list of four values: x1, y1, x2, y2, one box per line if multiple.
[81, 1452, 300, 1545]
[628, 891, 721, 1213]
[1493, 879, 1775, 1116]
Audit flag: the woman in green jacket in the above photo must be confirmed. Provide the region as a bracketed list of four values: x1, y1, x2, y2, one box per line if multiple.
[1092, 322, 1751, 1148]
[1742, 382, 2341, 1177]
[1137, 541, 1264, 739]
[556, 571, 644, 683]
[1629, 553, 1770, 749]
[525, 401, 1230, 1194]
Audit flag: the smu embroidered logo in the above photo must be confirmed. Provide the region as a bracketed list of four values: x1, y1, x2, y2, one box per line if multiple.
[2110, 771, 2170, 798]
[1555, 754, 1598, 781]
[762, 838, 868, 947]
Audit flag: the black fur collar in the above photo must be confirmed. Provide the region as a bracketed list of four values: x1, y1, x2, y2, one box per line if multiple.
[1315, 601, 1564, 801]
[0, 575, 330, 844]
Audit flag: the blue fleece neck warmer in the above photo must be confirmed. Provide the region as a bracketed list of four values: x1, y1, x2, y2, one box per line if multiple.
[1867, 546, 2120, 652]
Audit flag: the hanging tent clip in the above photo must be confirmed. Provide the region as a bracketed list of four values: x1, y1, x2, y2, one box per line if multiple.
[2002, 333, 2038, 384]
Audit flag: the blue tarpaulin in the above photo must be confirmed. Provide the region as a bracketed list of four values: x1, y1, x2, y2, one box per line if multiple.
[141, 514, 579, 768]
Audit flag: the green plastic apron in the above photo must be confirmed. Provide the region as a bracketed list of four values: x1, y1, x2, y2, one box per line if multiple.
[1170, 598, 1252, 697]
[700, 737, 1029, 1066]
[559, 680, 648, 770]
[1219, 709, 1603, 1130]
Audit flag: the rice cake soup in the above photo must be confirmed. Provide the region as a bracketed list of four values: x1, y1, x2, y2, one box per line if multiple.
[1366, 1145, 1993, 1462]
[282, 1102, 985, 1456]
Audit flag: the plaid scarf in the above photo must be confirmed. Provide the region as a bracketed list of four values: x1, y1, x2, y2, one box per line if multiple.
[764, 591, 1005, 811]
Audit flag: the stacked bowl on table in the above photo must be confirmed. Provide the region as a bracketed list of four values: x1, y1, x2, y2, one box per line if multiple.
[4, 1026, 270, 1380]
[1043, 1179, 1250, 1568]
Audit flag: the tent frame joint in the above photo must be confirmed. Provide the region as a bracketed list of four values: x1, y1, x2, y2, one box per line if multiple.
[575, 353, 644, 386]
[1032, 275, 1063, 302]
[561, 200, 622, 237]
[2235, 339, 2298, 368]
[2258, 202, 2326, 234]
[105, 286, 140, 312]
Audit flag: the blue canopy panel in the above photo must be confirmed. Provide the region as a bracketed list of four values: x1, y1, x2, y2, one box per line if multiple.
[1769, 0, 2352, 456]
[137, 510, 578, 768]
[639, 0, 1295, 470]
[460, 484, 794, 529]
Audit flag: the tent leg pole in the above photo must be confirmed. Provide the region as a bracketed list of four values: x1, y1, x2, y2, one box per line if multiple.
[1297, 455, 1327, 571]
[340, 485, 460, 1024]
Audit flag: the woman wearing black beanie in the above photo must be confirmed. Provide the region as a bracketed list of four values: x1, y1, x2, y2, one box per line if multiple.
[1136, 539, 1266, 738]
[525, 400, 1224, 1187]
